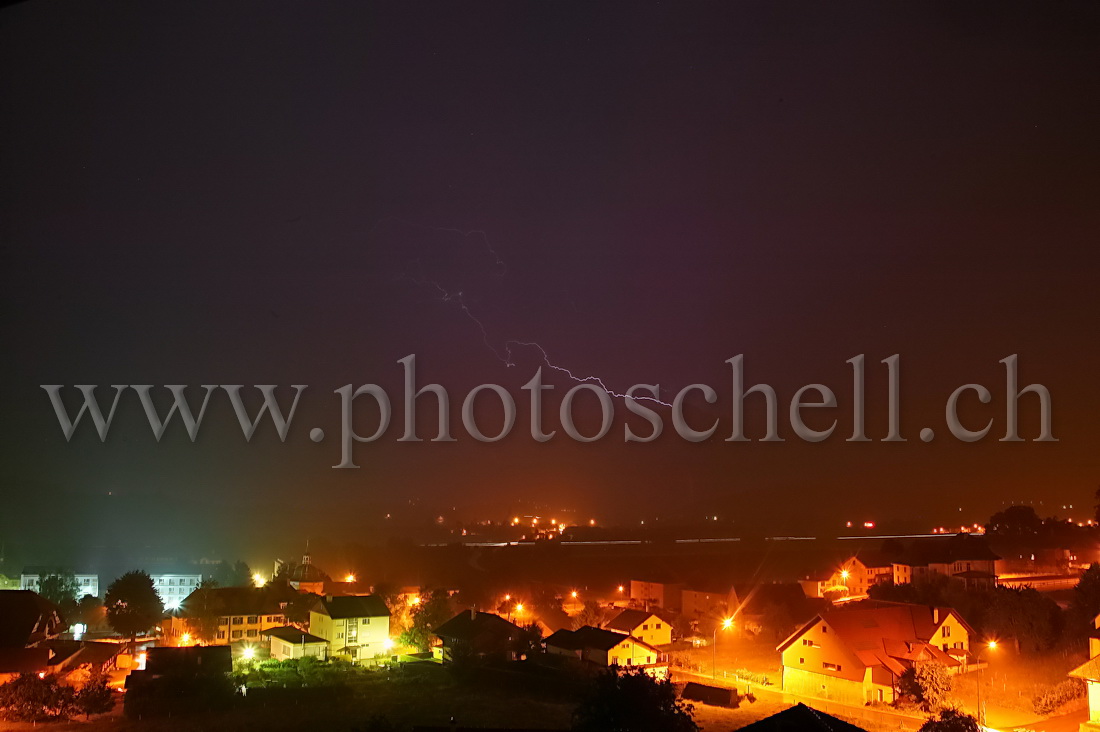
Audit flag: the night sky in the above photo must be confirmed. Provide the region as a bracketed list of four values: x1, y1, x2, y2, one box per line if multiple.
[1, 2, 1098, 565]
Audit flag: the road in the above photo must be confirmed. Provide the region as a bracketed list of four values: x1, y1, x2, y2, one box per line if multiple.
[1011, 709, 1087, 732]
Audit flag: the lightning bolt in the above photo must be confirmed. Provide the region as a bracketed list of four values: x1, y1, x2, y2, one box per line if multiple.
[386, 221, 673, 408]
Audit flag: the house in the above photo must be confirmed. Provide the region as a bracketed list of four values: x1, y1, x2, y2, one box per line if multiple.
[164, 584, 297, 646]
[287, 554, 330, 595]
[0, 590, 65, 682]
[309, 594, 390, 663]
[263, 626, 329, 661]
[681, 586, 737, 623]
[1068, 612, 1100, 731]
[20, 567, 99, 599]
[893, 536, 1000, 589]
[545, 625, 666, 676]
[433, 610, 524, 664]
[800, 555, 893, 600]
[629, 579, 683, 612]
[777, 602, 977, 706]
[148, 570, 203, 611]
[604, 609, 671, 647]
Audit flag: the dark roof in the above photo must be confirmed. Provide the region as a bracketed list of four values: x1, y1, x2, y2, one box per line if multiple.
[262, 626, 327, 645]
[317, 594, 390, 619]
[682, 682, 735, 707]
[605, 609, 661, 634]
[178, 584, 298, 617]
[0, 590, 64, 647]
[737, 703, 869, 731]
[289, 559, 330, 584]
[546, 625, 640, 653]
[434, 611, 520, 642]
[0, 647, 50, 674]
[145, 645, 232, 676]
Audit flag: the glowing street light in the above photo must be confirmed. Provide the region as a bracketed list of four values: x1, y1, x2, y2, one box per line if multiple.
[712, 618, 734, 679]
[570, 591, 578, 599]
[409, 595, 421, 606]
[345, 574, 356, 583]
[617, 585, 625, 593]
[976, 640, 998, 727]
[383, 638, 395, 652]
[515, 603, 524, 613]
[242, 647, 255, 660]
[180, 633, 192, 646]
[252, 573, 266, 588]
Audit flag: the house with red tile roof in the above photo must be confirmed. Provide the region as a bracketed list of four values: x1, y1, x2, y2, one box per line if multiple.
[777, 601, 977, 706]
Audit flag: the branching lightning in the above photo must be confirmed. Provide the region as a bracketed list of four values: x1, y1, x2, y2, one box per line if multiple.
[389, 220, 672, 407]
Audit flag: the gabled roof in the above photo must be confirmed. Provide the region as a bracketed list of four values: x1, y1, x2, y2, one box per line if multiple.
[738, 703, 869, 731]
[433, 611, 519, 642]
[262, 626, 327, 645]
[778, 603, 972, 674]
[316, 595, 390, 619]
[1070, 656, 1100, 683]
[178, 584, 297, 617]
[546, 625, 657, 653]
[0, 590, 64, 647]
[604, 609, 662, 634]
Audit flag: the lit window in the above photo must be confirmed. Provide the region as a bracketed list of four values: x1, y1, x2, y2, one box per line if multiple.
[823, 662, 841, 672]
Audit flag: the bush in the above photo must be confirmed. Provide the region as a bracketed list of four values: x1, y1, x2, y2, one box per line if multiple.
[732, 669, 772, 686]
[1032, 678, 1086, 715]
[0, 674, 78, 722]
[897, 663, 952, 711]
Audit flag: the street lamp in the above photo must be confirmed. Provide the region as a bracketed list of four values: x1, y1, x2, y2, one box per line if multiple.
[712, 617, 734, 679]
[975, 640, 998, 727]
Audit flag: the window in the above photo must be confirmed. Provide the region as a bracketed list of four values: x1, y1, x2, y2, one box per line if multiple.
[943, 626, 951, 638]
[646, 656, 651, 663]
[247, 616, 258, 624]
[246, 629, 257, 638]
[655, 623, 662, 629]
[217, 631, 226, 639]
[799, 658, 805, 664]
[642, 624, 649, 631]
[821, 626, 827, 634]
[231, 630, 242, 639]
[233, 617, 243, 624]
[337, 632, 343, 639]
[823, 662, 841, 672]
[362, 618, 370, 624]
[611, 657, 619, 665]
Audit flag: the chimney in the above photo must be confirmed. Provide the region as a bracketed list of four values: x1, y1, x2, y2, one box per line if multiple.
[932, 607, 940, 624]
[470, 608, 476, 620]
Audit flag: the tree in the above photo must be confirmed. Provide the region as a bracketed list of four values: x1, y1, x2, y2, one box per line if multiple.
[0, 673, 78, 722]
[214, 560, 252, 587]
[573, 599, 604, 629]
[74, 669, 114, 718]
[986, 587, 1059, 653]
[1070, 563, 1100, 635]
[105, 570, 163, 640]
[74, 594, 106, 630]
[898, 662, 952, 711]
[987, 505, 1042, 536]
[184, 579, 225, 643]
[399, 589, 452, 651]
[918, 707, 980, 732]
[38, 571, 80, 608]
[572, 667, 698, 732]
